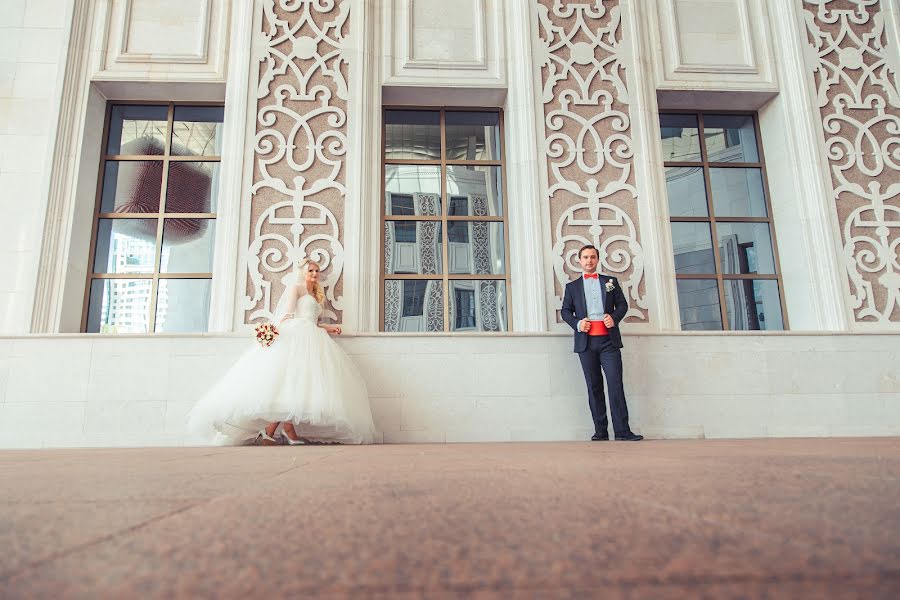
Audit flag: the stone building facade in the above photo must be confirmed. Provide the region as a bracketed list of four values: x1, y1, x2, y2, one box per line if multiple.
[0, 0, 897, 447]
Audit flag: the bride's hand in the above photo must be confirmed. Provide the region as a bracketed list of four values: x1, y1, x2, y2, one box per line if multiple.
[325, 325, 342, 335]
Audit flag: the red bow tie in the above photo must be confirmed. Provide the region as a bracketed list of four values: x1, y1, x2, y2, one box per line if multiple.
[584, 273, 599, 279]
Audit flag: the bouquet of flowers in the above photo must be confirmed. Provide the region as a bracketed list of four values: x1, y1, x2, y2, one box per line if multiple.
[254, 322, 279, 347]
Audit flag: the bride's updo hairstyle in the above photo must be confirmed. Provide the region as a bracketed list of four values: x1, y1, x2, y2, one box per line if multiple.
[297, 258, 326, 304]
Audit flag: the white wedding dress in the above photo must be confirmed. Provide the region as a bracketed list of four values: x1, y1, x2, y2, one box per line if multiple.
[188, 289, 376, 445]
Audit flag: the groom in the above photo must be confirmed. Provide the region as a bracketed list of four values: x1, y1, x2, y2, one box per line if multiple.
[561, 245, 643, 441]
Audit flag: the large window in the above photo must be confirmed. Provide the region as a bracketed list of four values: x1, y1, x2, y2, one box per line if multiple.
[84, 103, 223, 333]
[659, 112, 787, 331]
[381, 108, 510, 332]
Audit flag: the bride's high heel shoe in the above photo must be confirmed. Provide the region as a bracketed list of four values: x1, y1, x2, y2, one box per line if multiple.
[255, 430, 279, 446]
[279, 424, 306, 445]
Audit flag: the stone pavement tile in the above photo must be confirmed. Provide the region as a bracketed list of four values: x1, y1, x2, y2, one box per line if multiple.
[0, 447, 332, 503]
[535, 454, 900, 571]
[622, 464, 900, 568]
[0, 447, 343, 580]
[378, 577, 900, 599]
[0, 456, 883, 596]
[0, 500, 197, 578]
[1, 441, 899, 599]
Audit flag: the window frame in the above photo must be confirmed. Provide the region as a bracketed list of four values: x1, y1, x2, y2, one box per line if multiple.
[82, 100, 223, 333]
[661, 110, 790, 331]
[380, 106, 512, 333]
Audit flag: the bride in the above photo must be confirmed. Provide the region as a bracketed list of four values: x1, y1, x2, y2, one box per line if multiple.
[188, 258, 376, 445]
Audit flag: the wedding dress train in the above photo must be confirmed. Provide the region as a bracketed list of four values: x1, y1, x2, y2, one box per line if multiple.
[188, 291, 376, 445]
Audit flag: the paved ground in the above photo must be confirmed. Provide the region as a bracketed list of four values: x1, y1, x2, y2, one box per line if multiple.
[1, 439, 899, 599]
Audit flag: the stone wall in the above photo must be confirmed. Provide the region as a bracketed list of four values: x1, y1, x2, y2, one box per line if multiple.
[0, 0, 74, 334]
[1, 332, 897, 447]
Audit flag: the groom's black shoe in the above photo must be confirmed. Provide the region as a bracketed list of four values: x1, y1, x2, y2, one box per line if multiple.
[591, 433, 609, 441]
[615, 432, 644, 441]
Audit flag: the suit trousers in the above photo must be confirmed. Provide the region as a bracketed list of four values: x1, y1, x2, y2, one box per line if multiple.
[577, 335, 631, 437]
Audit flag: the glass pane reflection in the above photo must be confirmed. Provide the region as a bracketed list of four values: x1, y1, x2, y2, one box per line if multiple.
[704, 115, 759, 163]
[659, 114, 701, 162]
[171, 106, 225, 156]
[710, 168, 767, 217]
[155, 279, 212, 333]
[93, 219, 158, 274]
[670, 222, 715, 275]
[384, 110, 441, 160]
[445, 165, 503, 216]
[383, 279, 444, 332]
[107, 105, 168, 155]
[384, 222, 443, 275]
[385, 164, 442, 216]
[447, 222, 505, 275]
[449, 280, 507, 332]
[676, 279, 723, 331]
[445, 111, 501, 161]
[101, 161, 163, 213]
[86, 278, 152, 333]
[160, 219, 215, 273]
[166, 161, 220, 213]
[724, 279, 784, 331]
[716, 222, 776, 275]
[665, 166, 708, 217]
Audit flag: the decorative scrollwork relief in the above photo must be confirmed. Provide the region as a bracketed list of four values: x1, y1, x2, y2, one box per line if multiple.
[803, 0, 900, 323]
[384, 279, 401, 331]
[472, 194, 488, 216]
[419, 221, 440, 275]
[244, 0, 350, 323]
[535, 0, 648, 323]
[472, 221, 491, 274]
[479, 280, 501, 332]
[426, 280, 444, 331]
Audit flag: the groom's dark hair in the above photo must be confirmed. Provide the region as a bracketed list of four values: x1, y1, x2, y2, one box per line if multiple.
[579, 245, 599, 258]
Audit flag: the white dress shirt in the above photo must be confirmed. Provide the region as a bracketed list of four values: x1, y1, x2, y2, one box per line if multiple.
[583, 274, 605, 320]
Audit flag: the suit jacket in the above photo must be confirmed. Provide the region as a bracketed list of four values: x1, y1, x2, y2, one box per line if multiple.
[561, 274, 628, 352]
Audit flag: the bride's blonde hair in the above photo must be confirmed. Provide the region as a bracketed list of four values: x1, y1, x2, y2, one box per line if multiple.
[297, 258, 325, 304]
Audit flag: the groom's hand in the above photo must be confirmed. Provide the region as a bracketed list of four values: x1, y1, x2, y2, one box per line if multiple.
[603, 314, 615, 328]
[578, 319, 590, 333]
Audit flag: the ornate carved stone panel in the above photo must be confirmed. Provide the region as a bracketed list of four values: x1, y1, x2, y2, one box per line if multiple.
[803, 0, 900, 323]
[244, 0, 350, 323]
[535, 0, 649, 323]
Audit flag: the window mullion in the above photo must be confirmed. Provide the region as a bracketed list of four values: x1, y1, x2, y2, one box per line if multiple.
[697, 113, 730, 331]
[379, 113, 387, 332]
[440, 108, 450, 333]
[149, 103, 175, 333]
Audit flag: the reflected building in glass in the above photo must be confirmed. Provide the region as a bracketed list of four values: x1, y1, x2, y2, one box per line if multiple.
[382, 110, 509, 333]
[84, 104, 221, 334]
[662, 113, 784, 331]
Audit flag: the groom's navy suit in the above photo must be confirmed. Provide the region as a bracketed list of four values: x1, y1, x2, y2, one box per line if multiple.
[561, 274, 634, 438]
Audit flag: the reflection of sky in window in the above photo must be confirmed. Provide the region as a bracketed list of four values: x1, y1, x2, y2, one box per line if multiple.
[661, 129, 700, 161]
[703, 115, 759, 163]
[446, 168, 489, 196]
[385, 166, 440, 193]
[172, 122, 222, 155]
[118, 121, 167, 153]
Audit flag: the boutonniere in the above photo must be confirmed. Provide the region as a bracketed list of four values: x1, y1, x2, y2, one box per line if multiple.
[605, 280, 615, 293]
